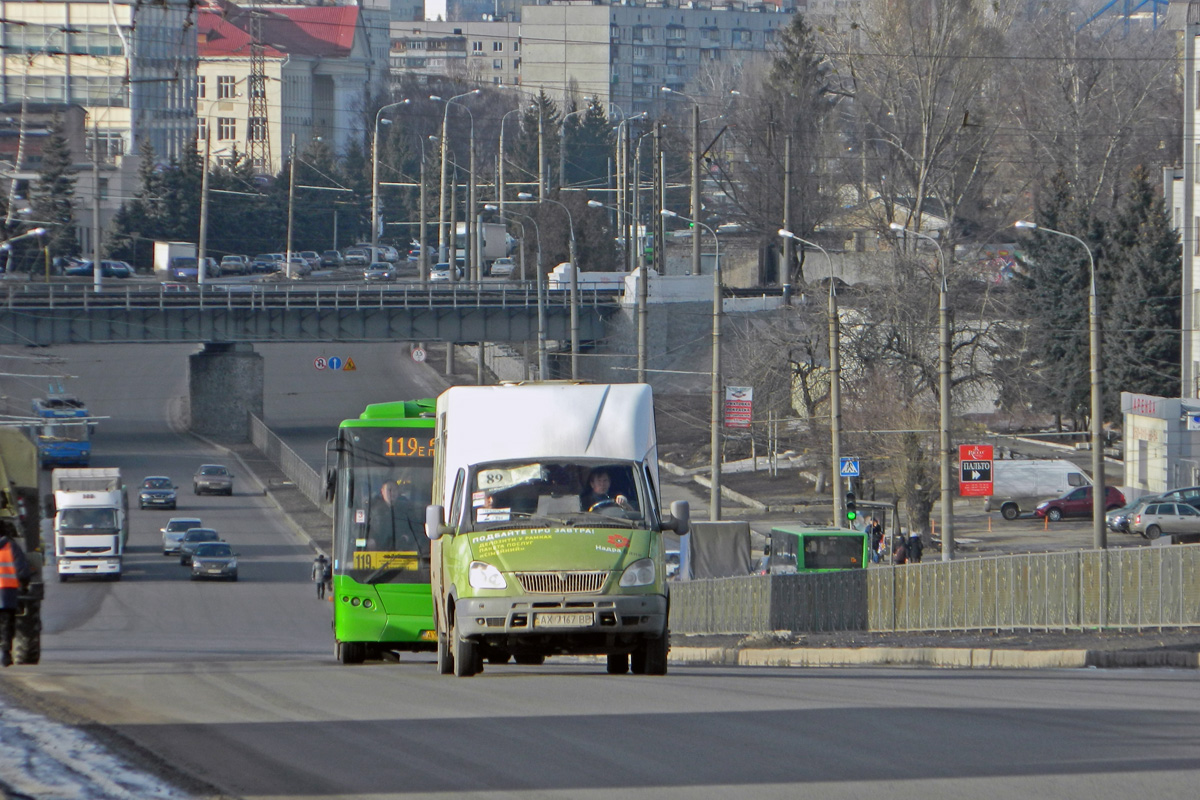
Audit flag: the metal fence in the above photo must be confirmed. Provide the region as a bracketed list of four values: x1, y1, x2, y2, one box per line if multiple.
[248, 414, 332, 518]
[670, 544, 1200, 635]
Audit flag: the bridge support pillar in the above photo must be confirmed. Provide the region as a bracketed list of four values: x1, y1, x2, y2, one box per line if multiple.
[188, 343, 263, 440]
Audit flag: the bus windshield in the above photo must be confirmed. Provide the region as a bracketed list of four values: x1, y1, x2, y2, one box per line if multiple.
[39, 422, 88, 442]
[467, 460, 646, 530]
[334, 428, 434, 584]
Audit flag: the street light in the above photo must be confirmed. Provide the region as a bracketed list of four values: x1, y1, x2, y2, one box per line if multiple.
[486, 203, 547, 379]
[0, 227, 48, 279]
[559, 105, 590, 191]
[660, 87, 702, 279]
[432, 89, 480, 263]
[889, 221, 954, 560]
[498, 104, 531, 218]
[372, 98, 410, 252]
[518, 191, 579, 378]
[779, 229, 843, 527]
[663, 207, 723, 521]
[591, 198, 649, 384]
[1015, 220, 1105, 549]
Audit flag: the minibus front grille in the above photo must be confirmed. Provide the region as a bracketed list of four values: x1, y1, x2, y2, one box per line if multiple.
[516, 571, 607, 594]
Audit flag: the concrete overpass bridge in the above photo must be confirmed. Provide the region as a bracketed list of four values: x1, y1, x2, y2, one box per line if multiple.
[0, 280, 619, 436]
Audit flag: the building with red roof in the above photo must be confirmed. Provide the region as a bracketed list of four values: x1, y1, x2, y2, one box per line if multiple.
[197, 1, 387, 172]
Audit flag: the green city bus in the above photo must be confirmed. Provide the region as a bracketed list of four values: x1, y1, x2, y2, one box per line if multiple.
[758, 525, 869, 575]
[328, 399, 437, 664]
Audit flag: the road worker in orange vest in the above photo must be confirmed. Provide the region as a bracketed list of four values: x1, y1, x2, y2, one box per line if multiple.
[0, 520, 31, 667]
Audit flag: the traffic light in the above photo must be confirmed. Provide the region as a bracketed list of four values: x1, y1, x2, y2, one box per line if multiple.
[845, 491, 857, 523]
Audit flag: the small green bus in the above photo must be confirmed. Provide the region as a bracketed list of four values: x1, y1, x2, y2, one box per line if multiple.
[327, 400, 437, 664]
[758, 525, 869, 575]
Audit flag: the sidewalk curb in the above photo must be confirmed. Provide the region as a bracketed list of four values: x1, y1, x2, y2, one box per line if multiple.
[669, 646, 1199, 669]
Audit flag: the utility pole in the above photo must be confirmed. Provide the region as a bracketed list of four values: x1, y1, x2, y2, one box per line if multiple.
[448, 164, 458, 282]
[91, 125, 102, 294]
[286, 133, 296, 279]
[419, 152, 428, 282]
[537, 110, 546, 200]
[782, 135, 792, 304]
[198, 132, 211, 286]
[468, 135, 477, 280]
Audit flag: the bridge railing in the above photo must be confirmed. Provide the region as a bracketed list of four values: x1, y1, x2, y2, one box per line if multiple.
[249, 413, 333, 518]
[0, 280, 623, 310]
[669, 544, 1200, 635]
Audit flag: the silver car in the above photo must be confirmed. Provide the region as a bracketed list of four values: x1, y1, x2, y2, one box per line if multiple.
[190, 541, 238, 581]
[1129, 501, 1200, 540]
[193, 464, 234, 495]
[161, 516, 202, 555]
[1106, 495, 1160, 534]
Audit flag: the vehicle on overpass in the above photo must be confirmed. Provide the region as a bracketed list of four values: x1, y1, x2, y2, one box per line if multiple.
[759, 526, 869, 575]
[0, 427, 44, 664]
[425, 383, 690, 677]
[325, 399, 438, 664]
[31, 385, 92, 468]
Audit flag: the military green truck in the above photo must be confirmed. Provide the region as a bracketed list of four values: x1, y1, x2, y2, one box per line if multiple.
[425, 382, 690, 677]
[0, 426, 43, 664]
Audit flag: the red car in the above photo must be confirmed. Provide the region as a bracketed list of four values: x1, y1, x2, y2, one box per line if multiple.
[1035, 485, 1126, 522]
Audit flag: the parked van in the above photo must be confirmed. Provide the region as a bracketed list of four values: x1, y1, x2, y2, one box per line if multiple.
[984, 459, 1092, 520]
[425, 382, 689, 677]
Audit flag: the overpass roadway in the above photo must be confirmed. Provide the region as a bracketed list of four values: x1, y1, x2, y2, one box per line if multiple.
[0, 280, 617, 346]
[1, 344, 1198, 799]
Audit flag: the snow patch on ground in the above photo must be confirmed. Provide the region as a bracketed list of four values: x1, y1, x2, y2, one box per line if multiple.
[0, 696, 189, 800]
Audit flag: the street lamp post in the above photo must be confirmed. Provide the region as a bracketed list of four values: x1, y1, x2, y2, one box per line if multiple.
[432, 90, 480, 263]
[559, 105, 590, 191]
[518, 192, 578, 378]
[663, 208, 722, 521]
[372, 99, 411, 252]
[487, 204, 547, 379]
[661, 87, 702, 279]
[889, 222, 954, 560]
[780, 229, 843, 527]
[1015, 220, 1105, 549]
[591, 198, 649, 383]
[0, 227, 48, 281]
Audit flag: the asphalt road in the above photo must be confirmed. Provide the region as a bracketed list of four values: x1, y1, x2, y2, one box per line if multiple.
[1, 344, 1198, 799]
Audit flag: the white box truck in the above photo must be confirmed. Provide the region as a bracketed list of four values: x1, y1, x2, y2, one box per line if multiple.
[455, 222, 508, 274]
[51, 468, 129, 581]
[985, 459, 1092, 520]
[153, 241, 196, 275]
[425, 382, 690, 677]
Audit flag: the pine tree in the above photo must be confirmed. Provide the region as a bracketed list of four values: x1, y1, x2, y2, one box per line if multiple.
[1017, 173, 1098, 429]
[1103, 166, 1181, 410]
[30, 115, 79, 257]
[514, 91, 560, 194]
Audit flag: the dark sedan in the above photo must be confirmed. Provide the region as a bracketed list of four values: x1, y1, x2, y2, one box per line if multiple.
[64, 260, 135, 278]
[138, 476, 177, 510]
[190, 541, 238, 581]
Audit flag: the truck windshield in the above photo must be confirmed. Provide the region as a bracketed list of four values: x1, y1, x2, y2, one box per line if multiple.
[468, 460, 646, 529]
[59, 508, 118, 530]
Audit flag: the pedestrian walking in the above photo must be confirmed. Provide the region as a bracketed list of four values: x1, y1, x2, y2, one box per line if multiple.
[892, 532, 909, 565]
[0, 521, 31, 668]
[312, 553, 330, 599]
[908, 531, 925, 563]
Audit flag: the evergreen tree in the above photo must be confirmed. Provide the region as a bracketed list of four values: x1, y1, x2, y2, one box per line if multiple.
[565, 98, 613, 190]
[1103, 166, 1181, 409]
[30, 115, 78, 257]
[1017, 173, 1100, 429]
[513, 91, 560, 194]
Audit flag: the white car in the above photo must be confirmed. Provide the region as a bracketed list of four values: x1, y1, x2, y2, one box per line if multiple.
[490, 257, 516, 278]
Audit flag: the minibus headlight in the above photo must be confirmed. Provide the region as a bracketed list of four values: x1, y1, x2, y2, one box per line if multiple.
[468, 561, 507, 590]
[619, 557, 656, 587]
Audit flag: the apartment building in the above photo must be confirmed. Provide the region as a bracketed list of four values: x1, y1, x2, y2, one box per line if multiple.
[389, 19, 522, 86]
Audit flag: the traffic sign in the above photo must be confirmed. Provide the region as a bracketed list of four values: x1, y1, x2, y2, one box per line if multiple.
[958, 444, 994, 497]
[328, 356, 343, 371]
[314, 357, 327, 370]
[412, 347, 427, 363]
[839, 458, 860, 477]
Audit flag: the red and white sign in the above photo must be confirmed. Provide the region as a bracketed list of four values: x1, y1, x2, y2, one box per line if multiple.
[411, 347, 427, 363]
[314, 357, 328, 370]
[958, 443, 993, 497]
[724, 386, 753, 429]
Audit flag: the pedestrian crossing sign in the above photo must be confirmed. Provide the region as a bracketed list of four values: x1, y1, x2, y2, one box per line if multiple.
[840, 458, 860, 477]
